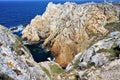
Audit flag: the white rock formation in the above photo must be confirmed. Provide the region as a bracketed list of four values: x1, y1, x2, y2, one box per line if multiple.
[0, 25, 50, 80]
[22, 2, 119, 67]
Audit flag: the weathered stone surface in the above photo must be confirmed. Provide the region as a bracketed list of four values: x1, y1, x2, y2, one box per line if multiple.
[79, 31, 120, 68]
[61, 31, 120, 80]
[65, 53, 81, 72]
[66, 31, 120, 72]
[22, 2, 119, 67]
[77, 59, 120, 80]
[0, 25, 50, 80]
[39, 61, 64, 80]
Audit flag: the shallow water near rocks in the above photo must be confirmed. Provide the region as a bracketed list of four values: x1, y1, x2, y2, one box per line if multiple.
[10, 25, 54, 63]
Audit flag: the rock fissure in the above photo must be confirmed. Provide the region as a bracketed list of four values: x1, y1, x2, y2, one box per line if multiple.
[22, 2, 119, 67]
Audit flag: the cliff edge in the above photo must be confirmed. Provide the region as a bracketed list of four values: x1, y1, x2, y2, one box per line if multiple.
[0, 25, 50, 80]
[22, 2, 119, 67]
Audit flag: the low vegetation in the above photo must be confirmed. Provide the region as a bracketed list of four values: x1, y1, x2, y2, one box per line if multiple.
[105, 22, 120, 32]
[74, 59, 80, 68]
[12, 36, 22, 52]
[97, 44, 120, 60]
[50, 64, 64, 74]
[40, 66, 51, 78]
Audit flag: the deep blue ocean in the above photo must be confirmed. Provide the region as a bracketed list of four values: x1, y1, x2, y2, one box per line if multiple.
[0, 0, 117, 62]
[0, 1, 47, 27]
[0, 0, 107, 28]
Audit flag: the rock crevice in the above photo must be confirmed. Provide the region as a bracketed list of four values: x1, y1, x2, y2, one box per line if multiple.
[22, 2, 119, 67]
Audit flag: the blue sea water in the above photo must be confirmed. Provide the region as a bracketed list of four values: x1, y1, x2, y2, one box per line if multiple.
[0, 0, 106, 28]
[0, 1, 47, 27]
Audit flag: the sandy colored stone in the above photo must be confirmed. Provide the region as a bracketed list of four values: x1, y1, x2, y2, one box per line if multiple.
[22, 2, 119, 67]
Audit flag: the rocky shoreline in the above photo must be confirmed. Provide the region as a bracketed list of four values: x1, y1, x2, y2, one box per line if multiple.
[0, 2, 120, 80]
[22, 2, 119, 68]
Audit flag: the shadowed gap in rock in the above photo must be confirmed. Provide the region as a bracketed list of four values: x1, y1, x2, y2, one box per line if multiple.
[25, 41, 55, 62]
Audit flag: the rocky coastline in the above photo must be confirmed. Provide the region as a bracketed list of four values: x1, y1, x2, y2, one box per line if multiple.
[22, 2, 119, 68]
[0, 2, 120, 80]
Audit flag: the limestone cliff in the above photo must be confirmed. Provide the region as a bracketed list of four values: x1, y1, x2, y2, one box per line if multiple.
[0, 25, 50, 80]
[22, 2, 119, 67]
[63, 31, 120, 80]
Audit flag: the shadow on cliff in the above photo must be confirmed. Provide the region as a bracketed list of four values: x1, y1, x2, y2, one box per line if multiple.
[25, 41, 55, 62]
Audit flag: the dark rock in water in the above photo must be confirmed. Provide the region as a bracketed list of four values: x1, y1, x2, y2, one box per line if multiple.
[10, 25, 24, 37]
[10, 27, 18, 31]
[23, 24, 28, 27]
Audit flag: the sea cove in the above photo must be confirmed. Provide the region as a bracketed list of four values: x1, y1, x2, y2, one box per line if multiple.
[0, 0, 120, 80]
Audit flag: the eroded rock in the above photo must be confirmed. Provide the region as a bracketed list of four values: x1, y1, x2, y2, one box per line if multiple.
[79, 31, 120, 68]
[0, 25, 50, 80]
[77, 59, 120, 80]
[66, 31, 120, 72]
[22, 2, 119, 67]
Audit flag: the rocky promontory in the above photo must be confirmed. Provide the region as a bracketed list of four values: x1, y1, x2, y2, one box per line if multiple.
[0, 1, 120, 80]
[22, 2, 119, 68]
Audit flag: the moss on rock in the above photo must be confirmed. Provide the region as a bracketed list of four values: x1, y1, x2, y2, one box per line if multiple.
[12, 36, 22, 52]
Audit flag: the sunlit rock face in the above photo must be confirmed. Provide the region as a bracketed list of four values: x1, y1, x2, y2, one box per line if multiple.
[0, 25, 50, 80]
[22, 2, 119, 67]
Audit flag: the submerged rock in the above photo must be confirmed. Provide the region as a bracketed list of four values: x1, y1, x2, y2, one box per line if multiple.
[10, 25, 24, 37]
[0, 25, 50, 80]
[22, 2, 119, 67]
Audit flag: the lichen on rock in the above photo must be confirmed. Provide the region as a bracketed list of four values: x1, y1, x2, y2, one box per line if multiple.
[0, 25, 50, 80]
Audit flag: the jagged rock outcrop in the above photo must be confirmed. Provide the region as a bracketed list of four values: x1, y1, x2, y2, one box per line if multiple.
[66, 31, 120, 72]
[22, 2, 119, 67]
[0, 25, 50, 80]
[79, 31, 120, 68]
[56, 31, 120, 80]
[77, 59, 120, 80]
